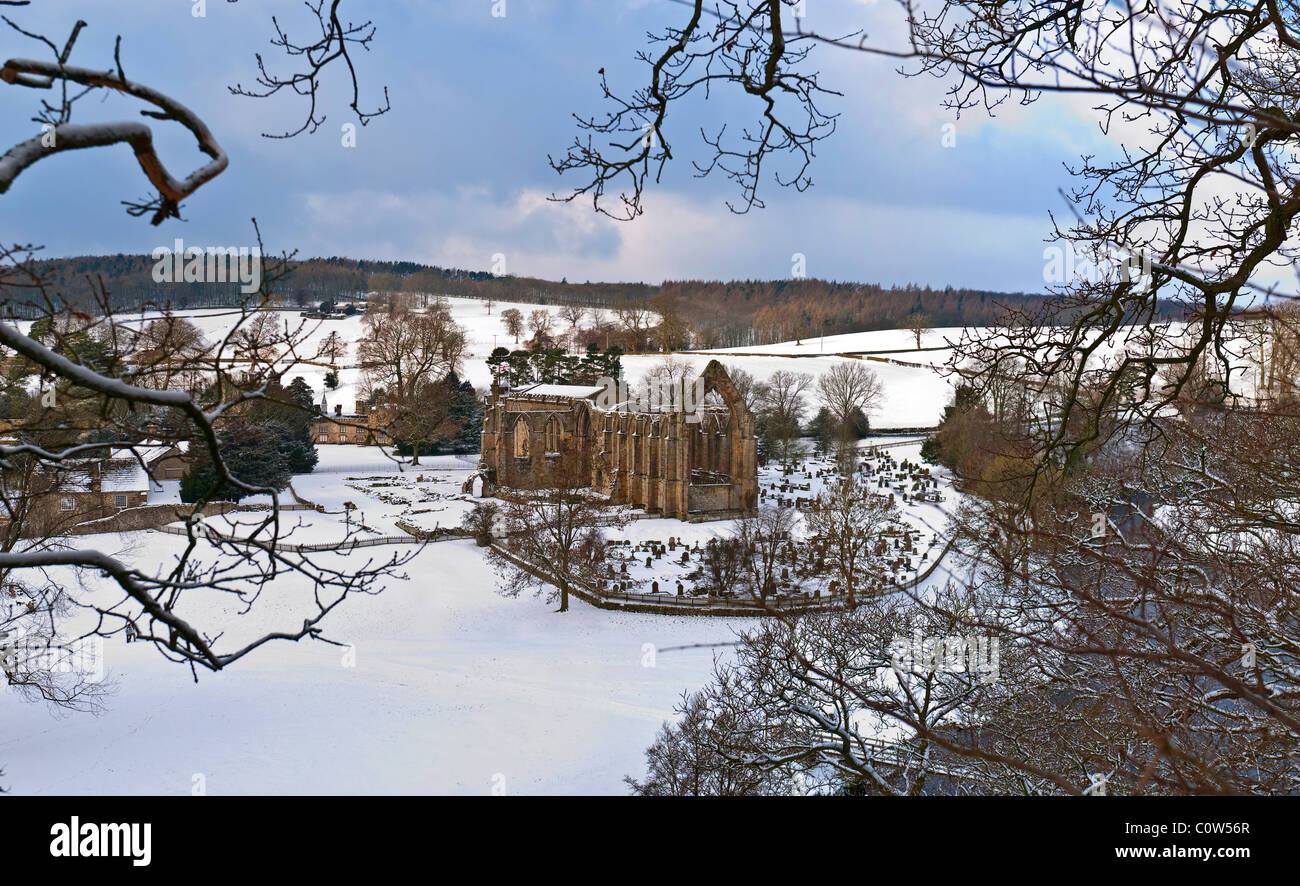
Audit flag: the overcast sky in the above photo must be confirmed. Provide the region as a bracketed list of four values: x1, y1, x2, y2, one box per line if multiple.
[0, 0, 1120, 292]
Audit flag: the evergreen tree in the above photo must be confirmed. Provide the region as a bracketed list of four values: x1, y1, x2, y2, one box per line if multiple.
[181, 415, 295, 503]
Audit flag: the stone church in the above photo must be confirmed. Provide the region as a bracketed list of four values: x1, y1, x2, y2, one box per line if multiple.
[477, 360, 758, 521]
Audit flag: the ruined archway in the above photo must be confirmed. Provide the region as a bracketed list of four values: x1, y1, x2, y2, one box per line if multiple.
[685, 360, 758, 515]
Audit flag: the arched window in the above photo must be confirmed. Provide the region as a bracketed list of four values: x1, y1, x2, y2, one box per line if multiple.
[514, 416, 530, 458]
[544, 416, 562, 454]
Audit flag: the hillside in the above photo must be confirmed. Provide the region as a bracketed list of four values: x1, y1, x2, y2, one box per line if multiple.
[4, 253, 1152, 348]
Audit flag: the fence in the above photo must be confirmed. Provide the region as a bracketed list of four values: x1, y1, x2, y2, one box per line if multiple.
[851, 735, 978, 782]
[490, 542, 846, 616]
[310, 461, 410, 474]
[490, 524, 958, 616]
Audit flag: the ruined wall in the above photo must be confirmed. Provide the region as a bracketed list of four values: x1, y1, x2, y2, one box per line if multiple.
[481, 360, 758, 521]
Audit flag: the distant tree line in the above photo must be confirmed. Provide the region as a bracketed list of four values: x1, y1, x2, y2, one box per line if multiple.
[17, 255, 1187, 350]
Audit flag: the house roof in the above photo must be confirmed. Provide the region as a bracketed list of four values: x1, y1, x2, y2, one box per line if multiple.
[108, 441, 188, 465]
[55, 467, 96, 493]
[511, 383, 605, 399]
[53, 458, 150, 494]
[101, 459, 150, 493]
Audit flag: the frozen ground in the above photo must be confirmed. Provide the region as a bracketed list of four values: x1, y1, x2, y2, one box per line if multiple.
[1, 434, 960, 795]
[0, 531, 747, 795]
[1, 301, 983, 795]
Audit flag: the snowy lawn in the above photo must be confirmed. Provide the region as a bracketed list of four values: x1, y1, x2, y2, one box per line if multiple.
[0, 533, 747, 795]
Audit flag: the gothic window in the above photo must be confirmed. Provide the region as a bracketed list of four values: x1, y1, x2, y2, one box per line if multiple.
[544, 416, 562, 454]
[514, 416, 530, 458]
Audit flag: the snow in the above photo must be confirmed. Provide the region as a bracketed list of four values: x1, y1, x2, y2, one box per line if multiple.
[39, 300, 955, 429]
[512, 383, 605, 398]
[707, 326, 966, 363]
[625, 351, 955, 429]
[96, 298, 588, 409]
[149, 479, 182, 504]
[109, 442, 183, 465]
[0, 534, 744, 795]
[1, 428, 964, 794]
[0, 301, 987, 794]
[100, 460, 149, 493]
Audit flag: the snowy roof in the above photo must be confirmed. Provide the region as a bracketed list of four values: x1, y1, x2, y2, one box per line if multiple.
[52, 458, 149, 493]
[109, 446, 173, 465]
[107, 440, 188, 465]
[55, 467, 95, 494]
[511, 384, 605, 399]
[101, 459, 150, 493]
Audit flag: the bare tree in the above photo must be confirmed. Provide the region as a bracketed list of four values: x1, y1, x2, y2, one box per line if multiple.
[649, 292, 689, 351]
[803, 476, 899, 607]
[817, 361, 883, 468]
[128, 316, 208, 392]
[356, 301, 466, 465]
[315, 330, 348, 367]
[700, 536, 746, 597]
[758, 369, 812, 464]
[640, 353, 694, 404]
[550, 0, 835, 218]
[526, 309, 555, 346]
[227, 0, 390, 140]
[232, 312, 289, 366]
[558, 304, 587, 351]
[1, 2, 386, 221]
[720, 363, 765, 415]
[611, 298, 654, 351]
[904, 312, 931, 350]
[735, 504, 797, 605]
[489, 459, 627, 613]
[629, 593, 1011, 796]
[500, 308, 524, 345]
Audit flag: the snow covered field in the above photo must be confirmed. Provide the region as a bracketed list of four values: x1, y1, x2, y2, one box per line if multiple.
[27, 299, 961, 428]
[12, 301, 1270, 433]
[0, 532, 743, 794]
[630, 351, 954, 428]
[102, 298, 583, 413]
[1, 302, 977, 795]
[1, 430, 965, 794]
